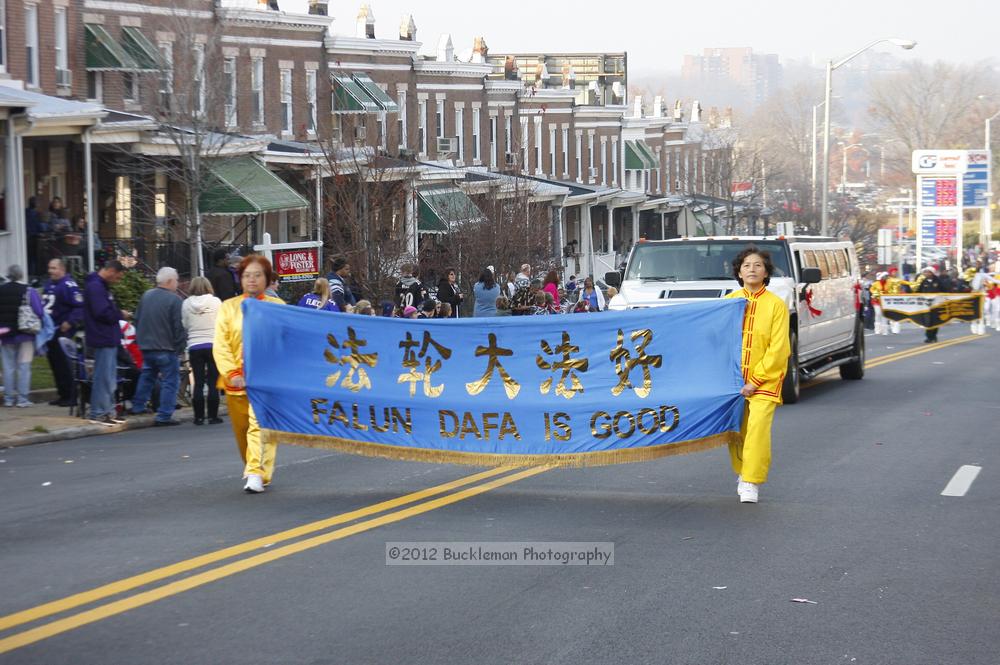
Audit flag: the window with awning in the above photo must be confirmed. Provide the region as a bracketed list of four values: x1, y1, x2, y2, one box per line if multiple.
[85, 24, 138, 71]
[417, 186, 486, 233]
[351, 73, 399, 112]
[120, 27, 162, 71]
[199, 157, 309, 215]
[635, 141, 659, 170]
[625, 140, 657, 170]
[330, 73, 380, 114]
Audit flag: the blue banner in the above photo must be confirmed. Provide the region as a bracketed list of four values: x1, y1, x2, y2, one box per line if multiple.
[242, 299, 746, 466]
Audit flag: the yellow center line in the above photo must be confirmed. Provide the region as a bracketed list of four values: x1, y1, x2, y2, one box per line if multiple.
[864, 334, 981, 368]
[0, 465, 512, 633]
[0, 465, 551, 655]
[807, 333, 983, 385]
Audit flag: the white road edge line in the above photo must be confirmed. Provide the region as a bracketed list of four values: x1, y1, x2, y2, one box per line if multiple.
[941, 465, 982, 497]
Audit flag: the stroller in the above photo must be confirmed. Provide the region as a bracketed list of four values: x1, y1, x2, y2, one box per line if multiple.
[62, 335, 138, 419]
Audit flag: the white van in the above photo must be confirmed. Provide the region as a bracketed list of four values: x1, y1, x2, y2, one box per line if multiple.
[605, 236, 864, 403]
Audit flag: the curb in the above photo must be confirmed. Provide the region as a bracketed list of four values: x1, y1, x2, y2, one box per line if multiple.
[3, 407, 229, 448]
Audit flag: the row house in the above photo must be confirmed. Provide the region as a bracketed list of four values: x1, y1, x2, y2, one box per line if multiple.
[0, 0, 731, 283]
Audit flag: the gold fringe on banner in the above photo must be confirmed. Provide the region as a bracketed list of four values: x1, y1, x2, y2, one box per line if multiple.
[261, 428, 739, 468]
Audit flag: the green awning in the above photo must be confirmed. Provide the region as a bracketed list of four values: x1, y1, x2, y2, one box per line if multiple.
[200, 157, 309, 215]
[352, 73, 399, 112]
[85, 24, 138, 71]
[417, 186, 486, 233]
[120, 27, 162, 71]
[625, 140, 656, 170]
[331, 74, 380, 114]
[635, 141, 659, 169]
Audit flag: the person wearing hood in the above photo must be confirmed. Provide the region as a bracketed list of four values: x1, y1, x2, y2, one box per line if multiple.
[394, 263, 426, 311]
[207, 249, 239, 301]
[182, 276, 223, 426]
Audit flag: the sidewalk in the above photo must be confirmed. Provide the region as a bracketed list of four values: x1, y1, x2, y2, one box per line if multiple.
[1, 389, 227, 447]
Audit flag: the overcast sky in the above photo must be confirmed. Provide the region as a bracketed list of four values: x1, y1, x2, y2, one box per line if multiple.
[332, 0, 998, 73]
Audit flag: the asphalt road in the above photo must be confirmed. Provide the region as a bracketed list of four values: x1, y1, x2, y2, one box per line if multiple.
[1, 323, 997, 665]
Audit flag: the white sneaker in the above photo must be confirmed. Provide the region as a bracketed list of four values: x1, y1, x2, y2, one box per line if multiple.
[243, 474, 265, 493]
[738, 481, 759, 503]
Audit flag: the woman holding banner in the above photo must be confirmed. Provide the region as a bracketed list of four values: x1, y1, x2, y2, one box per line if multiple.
[214, 255, 285, 493]
[724, 246, 790, 504]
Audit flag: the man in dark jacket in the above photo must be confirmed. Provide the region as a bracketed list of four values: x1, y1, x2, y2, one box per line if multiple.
[916, 266, 944, 344]
[394, 264, 426, 311]
[326, 256, 356, 311]
[130, 266, 185, 425]
[43, 258, 84, 406]
[83, 260, 127, 425]
[207, 249, 239, 301]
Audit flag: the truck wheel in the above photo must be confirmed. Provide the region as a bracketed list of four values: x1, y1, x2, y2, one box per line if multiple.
[782, 332, 800, 404]
[840, 320, 865, 380]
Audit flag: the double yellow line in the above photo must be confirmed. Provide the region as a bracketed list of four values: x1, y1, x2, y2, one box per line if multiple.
[0, 465, 550, 654]
[863, 333, 981, 370]
[0, 330, 987, 654]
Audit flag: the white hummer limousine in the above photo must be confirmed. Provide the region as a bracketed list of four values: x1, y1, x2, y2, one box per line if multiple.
[604, 236, 865, 403]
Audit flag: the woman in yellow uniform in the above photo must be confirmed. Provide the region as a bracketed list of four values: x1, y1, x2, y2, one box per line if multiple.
[213, 255, 285, 493]
[724, 246, 790, 503]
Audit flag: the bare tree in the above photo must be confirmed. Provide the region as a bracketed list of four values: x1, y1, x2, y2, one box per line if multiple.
[869, 61, 1000, 179]
[317, 116, 418, 302]
[104, 10, 266, 276]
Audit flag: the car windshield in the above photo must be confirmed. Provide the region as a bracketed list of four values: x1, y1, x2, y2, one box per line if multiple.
[624, 241, 792, 282]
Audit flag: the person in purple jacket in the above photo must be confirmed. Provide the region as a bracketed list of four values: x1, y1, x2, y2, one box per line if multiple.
[83, 260, 128, 426]
[0, 265, 45, 407]
[43, 258, 84, 406]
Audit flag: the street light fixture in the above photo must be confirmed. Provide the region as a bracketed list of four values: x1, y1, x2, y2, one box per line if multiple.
[820, 38, 917, 236]
[839, 142, 866, 193]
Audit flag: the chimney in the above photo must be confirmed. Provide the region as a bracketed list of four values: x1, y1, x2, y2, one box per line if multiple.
[399, 14, 416, 41]
[357, 3, 375, 39]
[437, 34, 454, 62]
[723, 107, 733, 128]
[633, 95, 643, 118]
[691, 100, 702, 123]
[471, 36, 488, 63]
[653, 95, 663, 118]
[566, 65, 576, 90]
[673, 99, 684, 122]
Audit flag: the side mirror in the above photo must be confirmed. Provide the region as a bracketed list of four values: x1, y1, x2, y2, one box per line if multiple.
[800, 267, 821, 284]
[604, 271, 621, 288]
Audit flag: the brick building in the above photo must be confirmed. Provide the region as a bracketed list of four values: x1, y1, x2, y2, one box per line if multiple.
[0, 1, 731, 286]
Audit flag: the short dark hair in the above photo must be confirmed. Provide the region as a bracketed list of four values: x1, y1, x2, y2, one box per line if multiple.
[331, 256, 348, 272]
[102, 260, 126, 273]
[212, 248, 229, 264]
[421, 298, 437, 312]
[732, 245, 774, 287]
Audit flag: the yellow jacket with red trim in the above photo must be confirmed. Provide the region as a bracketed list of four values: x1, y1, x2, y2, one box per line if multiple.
[724, 285, 791, 404]
[213, 293, 285, 395]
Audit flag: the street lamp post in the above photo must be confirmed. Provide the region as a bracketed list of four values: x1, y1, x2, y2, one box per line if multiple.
[983, 110, 999, 250]
[820, 38, 916, 237]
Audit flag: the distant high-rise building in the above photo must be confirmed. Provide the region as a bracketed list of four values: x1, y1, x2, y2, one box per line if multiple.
[681, 47, 782, 107]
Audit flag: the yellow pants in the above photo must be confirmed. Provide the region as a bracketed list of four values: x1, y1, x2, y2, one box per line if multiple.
[225, 393, 277, 484]
[729, 397, 777, 484]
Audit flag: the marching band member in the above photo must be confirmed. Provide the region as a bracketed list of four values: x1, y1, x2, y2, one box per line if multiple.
[869, 271, 891, 335]
[987, 274, 1000, 331]
[724, 246, 791, 504]
[214, 255, 284, 494]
